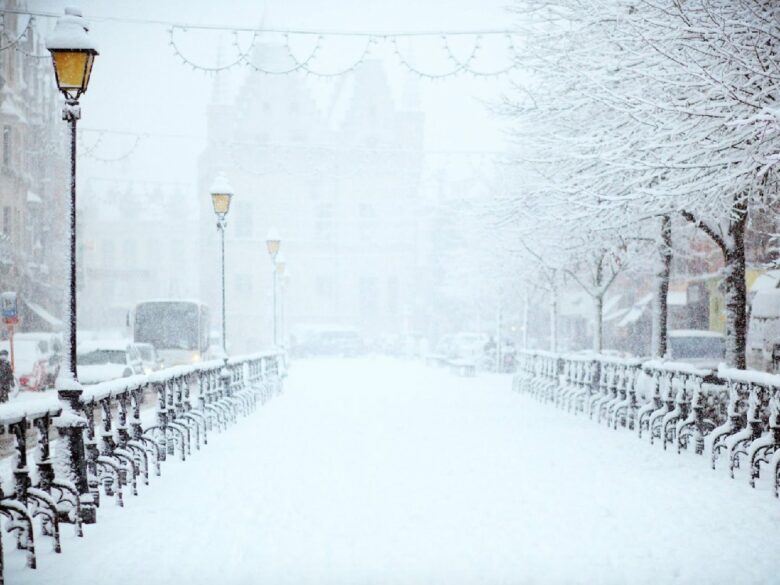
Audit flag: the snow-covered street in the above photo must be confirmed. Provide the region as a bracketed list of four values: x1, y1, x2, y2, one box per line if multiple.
[8, 357, 780, 585]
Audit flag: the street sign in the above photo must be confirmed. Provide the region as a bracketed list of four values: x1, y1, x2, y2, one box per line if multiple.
[1, 292, 18, 324]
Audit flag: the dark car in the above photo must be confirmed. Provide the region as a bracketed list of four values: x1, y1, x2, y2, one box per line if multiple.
[296, 328, 364, 357]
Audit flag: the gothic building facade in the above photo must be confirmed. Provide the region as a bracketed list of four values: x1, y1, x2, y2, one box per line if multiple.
[198, 48, 425, 352]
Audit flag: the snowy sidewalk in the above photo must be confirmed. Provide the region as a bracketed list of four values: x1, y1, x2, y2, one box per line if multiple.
[9, 357, 780, 585]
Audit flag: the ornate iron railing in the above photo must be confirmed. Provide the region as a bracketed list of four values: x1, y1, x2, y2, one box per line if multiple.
[514, 351, 780, 498]
[0, 351, 284, 583]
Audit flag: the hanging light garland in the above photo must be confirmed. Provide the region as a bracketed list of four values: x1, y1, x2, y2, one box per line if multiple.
[77, 129, 146, 163]
[0, 13, 32, 51]
[168, 25, 519, 79]
[245, 33, 320, 75]
[2, 7, 521, 79]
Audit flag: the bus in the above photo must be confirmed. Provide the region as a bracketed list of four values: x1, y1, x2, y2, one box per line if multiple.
[132, 300, 211, 366]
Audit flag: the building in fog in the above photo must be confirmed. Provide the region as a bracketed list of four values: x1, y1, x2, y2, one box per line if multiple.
[198, 48, 424, 352]
[0, 4, 69, 333]
[78, 179, 200, 332]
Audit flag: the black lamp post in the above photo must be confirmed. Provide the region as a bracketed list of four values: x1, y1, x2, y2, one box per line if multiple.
[265, 228, 281, 346]
[275, 252, 286, 347]
[210, 174, 234, 356]
[46, 7, 98, 385]
[46, 7, 99, 524]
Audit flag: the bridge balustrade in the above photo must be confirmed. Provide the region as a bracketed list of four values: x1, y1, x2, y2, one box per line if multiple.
[513, 351, 780, 499]
[0, 351, 284, 583]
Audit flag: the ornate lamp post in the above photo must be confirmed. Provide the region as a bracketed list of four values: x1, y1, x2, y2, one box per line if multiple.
[46, 6, 98, 523]
[46, 7, 98, 385]
[210, 174, 234, 356]
[275, 253, 287, 347]
[280, 270, 291, 349]
[265, 228, 281, 346]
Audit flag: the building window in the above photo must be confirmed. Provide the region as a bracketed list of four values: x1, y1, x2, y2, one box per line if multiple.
[359, 204, 376, 244]
[387, 277, 398, 314]
[361, 277, 377, 312]
[2, 126, 11, 167]
[316, 204, 334, 243]
[2, 206, 10, 235]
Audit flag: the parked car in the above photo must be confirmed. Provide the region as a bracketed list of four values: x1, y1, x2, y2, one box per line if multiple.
[132, 342, 164, 374]
[0, 337, 52, 391]
[747, 288, 780, 372]
[434, 334, 456, 357]
[76, 340, 144, 385]
[667, 329, 726, 369]
[450, 332, 490, 362]
[13, 332, 63, 386]
[294, 327, 364, 357]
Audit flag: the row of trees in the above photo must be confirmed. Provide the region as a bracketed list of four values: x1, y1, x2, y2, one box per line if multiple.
[494, 0, 779, 368]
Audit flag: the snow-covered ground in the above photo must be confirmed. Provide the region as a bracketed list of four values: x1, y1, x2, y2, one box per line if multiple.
[8, 357, 780, 584]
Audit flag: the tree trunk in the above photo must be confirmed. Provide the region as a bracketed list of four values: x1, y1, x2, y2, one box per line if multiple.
[550, 286, 558, 353]
[652, 215, 672, 358]
[522, 289, 529, 350]
[682, 198, 748, 368]
[594, 294, 603, 353]
[723, 201, 748, 369]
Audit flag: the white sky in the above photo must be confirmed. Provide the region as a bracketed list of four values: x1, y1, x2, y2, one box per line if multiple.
[27, 0, 516, 189]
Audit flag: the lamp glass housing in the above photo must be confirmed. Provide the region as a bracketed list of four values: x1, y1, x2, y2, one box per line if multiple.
[266, 239, 281, 258]
[50, 49, 96, 98]
[275, 260, 286, 275]
[211, 192, 233, 217]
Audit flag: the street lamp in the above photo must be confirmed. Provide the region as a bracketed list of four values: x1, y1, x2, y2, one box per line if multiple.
[275, 253, 286, 347]
[46, 7, 98, 385]
[210, 174, 234, 356]
[265, 228, 281, 345]
[280, 270, 291, 349]
[46, 6, 98, 525]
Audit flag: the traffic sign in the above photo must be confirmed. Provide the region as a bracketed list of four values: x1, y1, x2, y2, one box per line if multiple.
[1, 292, 17, 324]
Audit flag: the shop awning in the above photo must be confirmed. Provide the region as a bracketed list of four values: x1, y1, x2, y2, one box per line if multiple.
[21, 298, 64, 331]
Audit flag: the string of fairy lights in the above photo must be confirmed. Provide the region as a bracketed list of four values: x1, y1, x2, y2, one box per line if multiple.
[1, 8, 515, 165]
[1, 9, 522, 78]
[167, 27, 520, 79]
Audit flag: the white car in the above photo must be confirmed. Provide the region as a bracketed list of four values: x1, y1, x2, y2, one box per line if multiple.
[77, 340, 144, 385]
[449, 332, 490, 362]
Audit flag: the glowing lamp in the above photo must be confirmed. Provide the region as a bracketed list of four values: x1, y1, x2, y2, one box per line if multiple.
[266, 227, 281, 260]
[46, 7, 98, 100]
[275, 252, 286, 275]
[210, 174, 234, 218]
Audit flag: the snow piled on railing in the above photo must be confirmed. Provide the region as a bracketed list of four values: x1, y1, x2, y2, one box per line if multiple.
[0, 395, 61, 425]
[642, 360, 713, 377]
[0, 350, 283, 425]
[717, 365, 780, 387]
